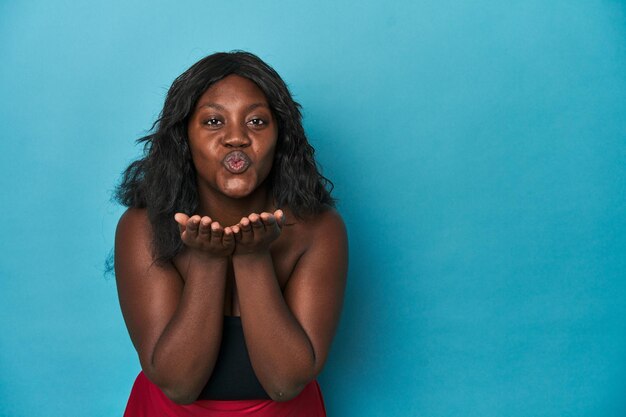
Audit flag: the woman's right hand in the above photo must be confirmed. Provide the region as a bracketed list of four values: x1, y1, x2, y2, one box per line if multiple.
[174, 213, 235, 258]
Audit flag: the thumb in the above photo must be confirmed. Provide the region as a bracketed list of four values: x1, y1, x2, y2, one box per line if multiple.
[274, 209, 285, 228]
[174, 213, 189, 233]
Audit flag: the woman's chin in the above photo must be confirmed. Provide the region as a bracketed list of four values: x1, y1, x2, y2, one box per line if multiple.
[219, 177, 258, 199]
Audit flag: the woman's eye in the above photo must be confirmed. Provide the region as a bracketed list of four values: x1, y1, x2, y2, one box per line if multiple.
[204, 118, 222, 126]
[248, 118, 266, 127]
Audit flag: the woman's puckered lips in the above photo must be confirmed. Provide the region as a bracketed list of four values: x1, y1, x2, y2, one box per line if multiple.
[223, 150, 251, 174]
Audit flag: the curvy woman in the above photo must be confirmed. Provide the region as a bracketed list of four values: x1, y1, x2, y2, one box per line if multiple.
[113, 51, 348, 417]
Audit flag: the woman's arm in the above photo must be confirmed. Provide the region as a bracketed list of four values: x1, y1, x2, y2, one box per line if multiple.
[232, 209, 348, 401]
[114, 208, 231, 404]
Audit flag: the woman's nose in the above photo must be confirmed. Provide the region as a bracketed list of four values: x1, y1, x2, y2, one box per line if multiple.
[222, 124, 251, 148]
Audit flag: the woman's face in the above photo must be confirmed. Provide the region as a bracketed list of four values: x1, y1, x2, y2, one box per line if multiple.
[187, 75, 278, 200]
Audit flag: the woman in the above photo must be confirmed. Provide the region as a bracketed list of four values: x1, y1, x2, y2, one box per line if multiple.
[114, 51, 348, 417]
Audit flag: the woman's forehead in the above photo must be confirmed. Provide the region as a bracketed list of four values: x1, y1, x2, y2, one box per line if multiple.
[197, 75, 269, 106]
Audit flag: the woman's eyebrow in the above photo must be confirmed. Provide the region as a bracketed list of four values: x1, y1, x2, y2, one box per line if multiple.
[198, 102, 226, 111]
[246, 103, 270, 111]
[197, 102, 269, 111]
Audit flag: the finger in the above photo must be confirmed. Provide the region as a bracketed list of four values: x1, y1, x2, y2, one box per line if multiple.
[249, 213, 265, 231]
[231, 225, 242, 242]
[274, 209, 285, 227]
[239, 217, 253, 242]
[239, 217, 252, 231]
[174, 213, 189, 234]
[223, 227, 235, 246]
[199, 216, 212, 238]
[186, 215, 201, 239]
[174, 212, 189, 224]
[260, 212, 276, 227]
[209, 222, 223, 245]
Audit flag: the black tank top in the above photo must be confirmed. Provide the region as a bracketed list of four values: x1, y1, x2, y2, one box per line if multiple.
[197, 316, 270, 400]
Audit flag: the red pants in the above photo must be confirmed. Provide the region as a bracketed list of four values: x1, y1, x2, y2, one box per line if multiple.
[123, 372, 327, 417]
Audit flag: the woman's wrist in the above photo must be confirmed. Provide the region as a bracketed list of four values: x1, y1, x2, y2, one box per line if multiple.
[183, 250, 229, 286]
[187, 247, 231, 265]
[232, 249, 271, 263]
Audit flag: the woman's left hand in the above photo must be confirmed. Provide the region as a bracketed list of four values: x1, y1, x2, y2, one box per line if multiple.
[232, 209, 284, 256]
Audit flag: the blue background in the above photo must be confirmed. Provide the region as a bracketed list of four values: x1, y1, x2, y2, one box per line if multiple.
[1, 1, 626, 416]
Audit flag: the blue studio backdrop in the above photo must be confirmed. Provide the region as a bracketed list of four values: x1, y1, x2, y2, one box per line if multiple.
[1, 1, 625, 416]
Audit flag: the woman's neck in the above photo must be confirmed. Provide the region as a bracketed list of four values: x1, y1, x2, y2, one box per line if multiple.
[196, 184, 274, 227]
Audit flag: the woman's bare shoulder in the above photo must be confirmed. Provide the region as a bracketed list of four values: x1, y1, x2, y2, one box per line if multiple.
[116, 208, 152, 240]
[115, 207, 154, 264]
[117, 207, 149, 229]
[293, 207, 346, 236]
[279, 207, 347, 257]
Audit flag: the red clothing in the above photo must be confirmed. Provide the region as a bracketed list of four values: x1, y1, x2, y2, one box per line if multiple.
[123, 371, 327, 417]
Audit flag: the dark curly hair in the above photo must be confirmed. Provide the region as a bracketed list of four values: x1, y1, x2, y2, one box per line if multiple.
[114, 51, 334, 265]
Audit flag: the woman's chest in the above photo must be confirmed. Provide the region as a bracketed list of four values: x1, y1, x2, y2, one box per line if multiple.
[172, 226, 307, 314]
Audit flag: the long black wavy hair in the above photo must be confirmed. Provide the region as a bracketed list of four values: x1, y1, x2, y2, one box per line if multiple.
[114, 51, 334, 265]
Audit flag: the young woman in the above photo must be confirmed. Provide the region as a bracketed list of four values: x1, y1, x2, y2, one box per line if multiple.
[114, 51, 348, 417]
